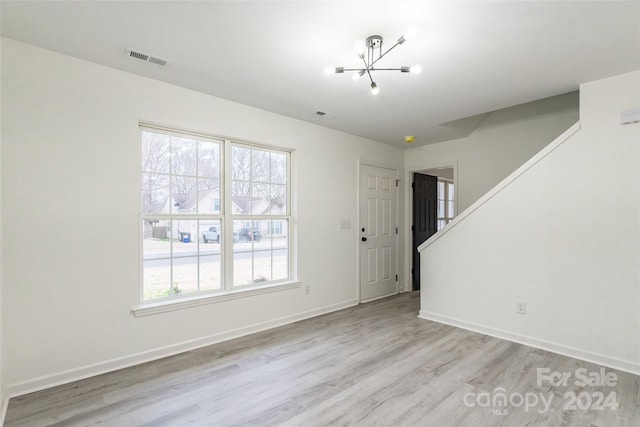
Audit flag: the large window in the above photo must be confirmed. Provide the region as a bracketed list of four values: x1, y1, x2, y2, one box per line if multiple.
[140, 126, 291, 301]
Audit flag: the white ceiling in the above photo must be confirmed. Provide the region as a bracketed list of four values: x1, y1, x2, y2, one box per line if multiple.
[2, 1, 639, 148]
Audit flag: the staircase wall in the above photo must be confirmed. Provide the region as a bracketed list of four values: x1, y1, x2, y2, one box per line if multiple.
[418, 70, 640, 374]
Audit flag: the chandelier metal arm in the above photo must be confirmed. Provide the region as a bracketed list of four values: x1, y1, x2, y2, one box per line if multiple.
[369, 41, 402, 69]
[340, 68, 407, 72]
[360, 55, 375, 85]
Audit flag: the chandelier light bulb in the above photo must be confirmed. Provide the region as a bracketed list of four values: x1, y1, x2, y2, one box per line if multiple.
[324, 65, 335, 75]
[352, 73, 361, 82]
[370, 82, 379, 95]
[410, 64, 422, 74]
[354, 40, 366, 56]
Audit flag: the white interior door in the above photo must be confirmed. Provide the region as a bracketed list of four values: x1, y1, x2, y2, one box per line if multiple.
[359, 164, 398, 301]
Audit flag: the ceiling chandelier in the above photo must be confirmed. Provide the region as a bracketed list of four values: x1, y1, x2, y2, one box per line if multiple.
[324, 27, 421, 95]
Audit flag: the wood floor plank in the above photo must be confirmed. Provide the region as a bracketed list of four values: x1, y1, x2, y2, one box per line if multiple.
[5, 292, 639, 426]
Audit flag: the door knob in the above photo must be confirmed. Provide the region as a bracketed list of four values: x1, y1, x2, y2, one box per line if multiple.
[362, 237, 367, 242]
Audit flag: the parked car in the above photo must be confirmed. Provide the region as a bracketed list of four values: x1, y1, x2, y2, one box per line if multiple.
[202, 226, 220, 243]
[238, 227, 262, 242]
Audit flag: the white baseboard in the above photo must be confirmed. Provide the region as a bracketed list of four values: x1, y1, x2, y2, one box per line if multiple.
[6, 299, 359, 399]
[1, 394, 9, 426]
[360, 291, 398, 304]
[418, 310, 640, 376]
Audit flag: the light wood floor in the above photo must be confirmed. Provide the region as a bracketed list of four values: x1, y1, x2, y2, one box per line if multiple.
[5, 292, 639, 426]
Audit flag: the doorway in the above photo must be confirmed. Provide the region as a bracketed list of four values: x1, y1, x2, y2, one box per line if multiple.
[359, 164, 398, 301]
[411, 167, 456, 291]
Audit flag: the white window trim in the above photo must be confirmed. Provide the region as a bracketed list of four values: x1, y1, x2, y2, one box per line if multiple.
[131, 280, 301, 317]
[136, 124, 295, 313]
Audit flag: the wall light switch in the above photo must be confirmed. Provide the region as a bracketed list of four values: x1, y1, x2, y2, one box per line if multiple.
[340, 219, 351, 229]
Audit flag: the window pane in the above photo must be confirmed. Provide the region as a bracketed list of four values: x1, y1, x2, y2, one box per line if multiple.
[232, 181, 251, 198]
[253, 250, 272, 283]
[437, 181, 445, 195]
[269, 184, 287, 215]
[232, 181, 251, 215]
[252, 183, 269, 214]
[198, 179, 220, 214]
[448, 201, 455, 218]
[437, 220, 446, 230]
[172, 219, 198, 257]
[271, 152, 287, 184]
[232, 146, 251, 180]
[142, 219, 172, 257]
[199, 220, 221, 252]
[234, 219, 263, 243]
[172, 176, 198, 214]
[142, 173, 169, 214]
[200, 255, 222, 291]
[233, 219, 265, 286]
[273, 248, 289, 281]
[271, 219, 288, 249]
[448, 183, 455, 200]
[171, 136, 197, 176]
[232, 145, 288, 217]
[198, 140, 220, 179]
[252, 149, 270, 183]
[172, 256, 198, 295]
[141, 131, 170, 174]
[438, 200, 445, 217]
[233, 251, 253, 287]
[231, 219, 288, 286]
[142, 217, 173, 300]
[143, 258, 171, 300]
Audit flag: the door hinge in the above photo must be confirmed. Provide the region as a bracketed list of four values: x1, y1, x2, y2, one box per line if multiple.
[411, 225, 414, 231]
[411, 268, 414, 275]
[395, 274, 398, 282]
[411, 182, 415, 189]
[396, 179, 399, 187]
[396, 227, 398, 234]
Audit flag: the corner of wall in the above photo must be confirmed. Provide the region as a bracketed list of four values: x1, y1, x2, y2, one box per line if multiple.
[0, 35, 6, 424]
[0, 38, 9, 425]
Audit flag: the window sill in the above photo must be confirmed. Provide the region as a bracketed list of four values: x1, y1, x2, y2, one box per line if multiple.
[131, 281, 301, 317]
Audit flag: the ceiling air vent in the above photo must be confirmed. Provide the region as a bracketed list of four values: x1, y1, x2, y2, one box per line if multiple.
[312, 110, 338, 120]
[127, 49, 168, 67]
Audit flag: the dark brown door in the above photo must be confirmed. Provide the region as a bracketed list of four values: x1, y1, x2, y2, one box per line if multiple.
[412, 173, 438, 290]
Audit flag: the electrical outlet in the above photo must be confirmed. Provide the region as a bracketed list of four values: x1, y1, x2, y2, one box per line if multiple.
[516, 301, 527, 314]
[305, 285, 310, 295]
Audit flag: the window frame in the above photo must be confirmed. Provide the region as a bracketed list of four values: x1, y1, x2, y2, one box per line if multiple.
[225, 141, 292, 290]
[437, 177, 455, 231]
[138, 124, 295, 308]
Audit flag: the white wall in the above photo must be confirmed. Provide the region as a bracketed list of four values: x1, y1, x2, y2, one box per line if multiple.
[403, 92, 579, 291]
[0, 38, 404, 394]
[405, 91, 579, 213]
[422, 168, 454, 180]
[419, 70, 640, 373]
[0, 34, 4, 418]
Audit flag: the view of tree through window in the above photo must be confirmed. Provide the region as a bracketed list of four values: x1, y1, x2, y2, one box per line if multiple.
[231, 146, 289, 286]
[140, 127, 291, 301]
